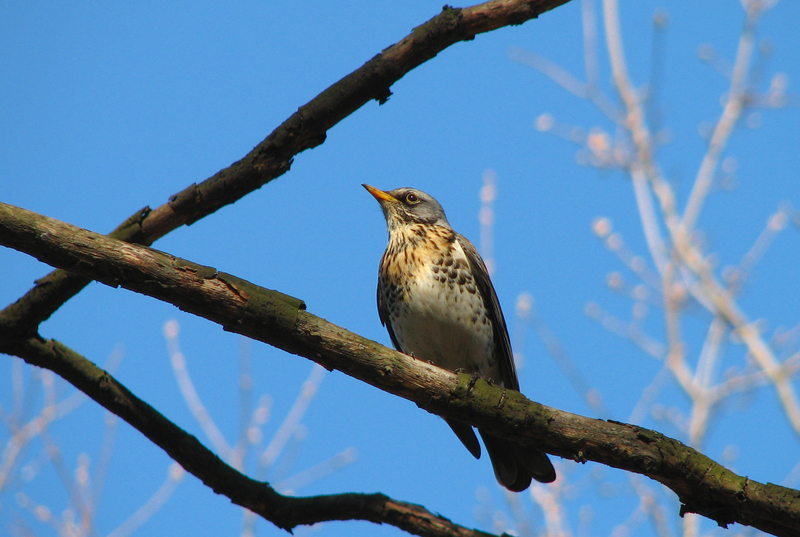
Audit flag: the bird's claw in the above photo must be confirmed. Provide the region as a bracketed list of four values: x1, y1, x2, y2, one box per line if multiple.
[468, 371, 481, 389]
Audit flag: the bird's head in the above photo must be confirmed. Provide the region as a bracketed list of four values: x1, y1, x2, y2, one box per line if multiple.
[362, 184, 450, 231]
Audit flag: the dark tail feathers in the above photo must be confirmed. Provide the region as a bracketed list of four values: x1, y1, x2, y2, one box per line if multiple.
[480, 431, 556, 492]
[446, 418, 555, 492]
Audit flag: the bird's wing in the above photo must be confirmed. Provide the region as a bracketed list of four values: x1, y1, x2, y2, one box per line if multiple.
[376, 263, 403, 351]
[456, 233, 519, 391]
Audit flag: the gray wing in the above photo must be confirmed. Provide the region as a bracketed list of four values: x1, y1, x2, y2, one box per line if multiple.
[456, 233, 519, 391]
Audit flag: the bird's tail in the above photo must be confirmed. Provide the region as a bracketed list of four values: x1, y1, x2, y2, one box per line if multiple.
[479, 431, 556, 492]
[445, 418, 482, 459]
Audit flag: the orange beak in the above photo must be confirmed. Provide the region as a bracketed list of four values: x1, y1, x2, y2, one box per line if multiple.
[362, 184, 397, 204]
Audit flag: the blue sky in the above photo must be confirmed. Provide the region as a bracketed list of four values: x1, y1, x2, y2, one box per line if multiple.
[2, 1, 799, 536]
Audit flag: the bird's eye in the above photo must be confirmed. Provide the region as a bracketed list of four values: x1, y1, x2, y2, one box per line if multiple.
[405, 193, 419, 204]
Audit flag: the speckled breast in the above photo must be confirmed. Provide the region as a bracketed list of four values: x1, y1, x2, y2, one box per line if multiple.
[379, 224, 498, 378]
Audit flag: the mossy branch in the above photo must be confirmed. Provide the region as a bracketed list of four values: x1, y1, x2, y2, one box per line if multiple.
[1, 201, 799, 537]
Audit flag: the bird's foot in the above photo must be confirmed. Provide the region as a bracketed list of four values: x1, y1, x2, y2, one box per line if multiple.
[468, 371, 481, 390]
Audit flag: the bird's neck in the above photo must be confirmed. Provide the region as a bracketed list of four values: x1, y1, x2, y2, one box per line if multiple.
[380, 223, 456, 284]
[387, 223, 454, 251]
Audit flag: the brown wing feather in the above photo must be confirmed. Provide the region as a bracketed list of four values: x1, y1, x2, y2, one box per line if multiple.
[377, 254, 403, 351]
[458, 233, 557, 486]
[456, 233, 519, 391]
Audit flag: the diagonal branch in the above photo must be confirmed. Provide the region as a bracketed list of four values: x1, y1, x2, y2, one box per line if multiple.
[0, 0, 571, 336]
[1, 202, 800, 536]
[680, 0, 763, 234]
[1, 337, 490, 537]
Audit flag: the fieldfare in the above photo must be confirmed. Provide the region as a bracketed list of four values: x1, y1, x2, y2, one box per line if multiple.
[363, 184, 555, 491]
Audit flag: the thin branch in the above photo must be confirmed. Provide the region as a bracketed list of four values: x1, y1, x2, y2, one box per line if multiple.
[510, 46, 591, 99]
[274, 447, 357, 494]
[233, 335, 254, 472]
[582, 0, 601, 91]
[259, 365, 326, 471]
[602, 0, 682, 231]
[107, 463, 184, 537]
[681, 1, 766, 233]
[674, 236, 800, 436]
[164, 319, 233, 459]
[631, 165, 669, 276]
[1, 202, 799, 536]
[104, 462, 184, 537]
[726, 205, 791, 295]
[519, 293, 611, 418]
[601, 0, 800, 442]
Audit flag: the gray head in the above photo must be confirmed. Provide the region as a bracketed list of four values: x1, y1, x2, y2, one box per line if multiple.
[363, 184, 451, 230]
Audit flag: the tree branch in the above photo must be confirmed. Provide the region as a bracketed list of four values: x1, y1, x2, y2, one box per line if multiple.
[0, 337, 490, 537]
[1, 202, 799, 537]
[0, 0, 571, 335]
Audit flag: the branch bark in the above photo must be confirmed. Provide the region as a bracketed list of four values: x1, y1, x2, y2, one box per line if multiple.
[0, 4, 572, 534]
[1, 333, 491, 537]
[0, 0, 570, 335]
[1, 201, 799, 537]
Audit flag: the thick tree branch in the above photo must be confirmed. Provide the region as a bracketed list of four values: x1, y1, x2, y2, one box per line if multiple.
[0, 336, 490, 537]
[0, 0, 571, 335]
[1, 202, 799, 536]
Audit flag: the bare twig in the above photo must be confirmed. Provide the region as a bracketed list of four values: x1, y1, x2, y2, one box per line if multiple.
[601, 0, 800, 443]
[681, 1, 766, 234]
[165, 319, 233, 459]
[106, 463, 185, 537]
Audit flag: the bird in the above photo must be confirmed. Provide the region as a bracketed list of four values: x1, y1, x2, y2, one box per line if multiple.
[363, 184, 555, 491]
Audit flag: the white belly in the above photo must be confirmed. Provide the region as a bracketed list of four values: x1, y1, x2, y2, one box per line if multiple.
[388, 244, 498, 379]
